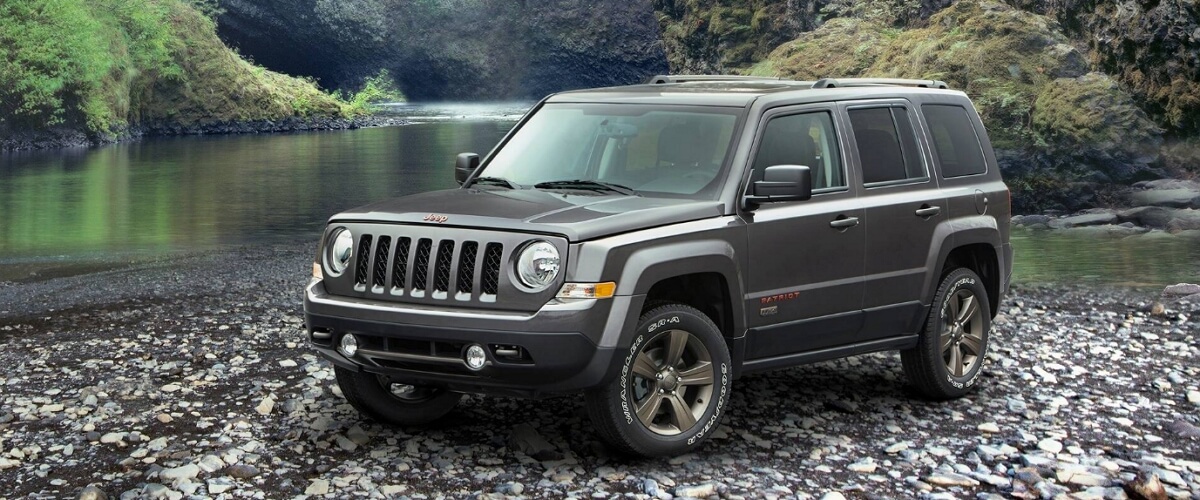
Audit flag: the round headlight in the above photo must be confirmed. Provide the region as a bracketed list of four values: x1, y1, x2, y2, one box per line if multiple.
[326, 229, 354, 275]
[516, 240, 560, 291]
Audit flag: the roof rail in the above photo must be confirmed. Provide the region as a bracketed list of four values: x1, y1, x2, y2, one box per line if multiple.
[646, 74, 785, 84]
[811, 78, 949, 89]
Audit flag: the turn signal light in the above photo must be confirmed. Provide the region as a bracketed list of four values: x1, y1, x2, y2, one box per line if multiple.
[556, 282, 617, 299]
[312, 262, 323, 280]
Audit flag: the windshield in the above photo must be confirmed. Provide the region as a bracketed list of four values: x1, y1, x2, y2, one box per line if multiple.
[477, 103, 741, 199]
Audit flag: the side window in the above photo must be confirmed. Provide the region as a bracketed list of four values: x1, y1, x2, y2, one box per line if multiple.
[848, 107, 926, 185]
[922, 104, 988, 178]
[751, 111, 845, 191]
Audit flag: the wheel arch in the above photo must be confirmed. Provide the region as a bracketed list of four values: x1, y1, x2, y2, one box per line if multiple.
[930, 229, 1002, 319]
[617, 240, 746, 342]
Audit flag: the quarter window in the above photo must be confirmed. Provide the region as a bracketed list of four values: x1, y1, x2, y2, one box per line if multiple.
[751, 111, 845, 191]
[923, 104, 988, 178]
[848, 107, 926, 185]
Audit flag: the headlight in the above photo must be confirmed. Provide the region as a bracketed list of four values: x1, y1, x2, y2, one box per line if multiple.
[515, 240, 560, 291]
[325, 228, 354, 276]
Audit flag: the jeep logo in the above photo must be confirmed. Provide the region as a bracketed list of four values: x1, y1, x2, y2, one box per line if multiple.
[423, 214, 449, 223]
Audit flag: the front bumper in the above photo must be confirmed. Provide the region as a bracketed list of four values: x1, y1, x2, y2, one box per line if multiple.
[304, 279, 641, 398]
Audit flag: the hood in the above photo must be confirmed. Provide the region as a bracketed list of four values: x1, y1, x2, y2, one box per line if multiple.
[332, 187, 725, 241]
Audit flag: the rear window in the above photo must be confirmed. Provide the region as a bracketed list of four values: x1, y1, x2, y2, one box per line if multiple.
[923, 104, 987, 178]
[848, 107, 926, 185]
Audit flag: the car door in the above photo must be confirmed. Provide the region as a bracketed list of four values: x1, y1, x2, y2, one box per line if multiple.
[742, 105, 866, 361]
[842, 101, 947, 342]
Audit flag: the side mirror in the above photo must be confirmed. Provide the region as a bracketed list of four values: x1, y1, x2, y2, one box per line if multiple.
[455, 153, 480, 185]
[747, 165, 812, 206]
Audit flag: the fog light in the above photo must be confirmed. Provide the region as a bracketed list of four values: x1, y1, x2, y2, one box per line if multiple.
[339, 334, 359, 357]
[464, 344, 486, 370]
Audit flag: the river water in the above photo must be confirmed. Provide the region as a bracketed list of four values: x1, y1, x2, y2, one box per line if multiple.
[1, 103, 1197, 286]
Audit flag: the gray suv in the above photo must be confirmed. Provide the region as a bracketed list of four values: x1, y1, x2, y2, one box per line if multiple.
[304, 76, 1013, 457]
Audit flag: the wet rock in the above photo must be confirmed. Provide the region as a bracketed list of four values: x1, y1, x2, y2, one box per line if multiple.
[255, 396, 275, 416]
[159, 464, 200, 482]
[206, 478, 233, 495]
[923, 472, 979, 487]
[1054, 212, 1118, 228]
[977, 422, 1000, 433]
[673, 482, 717, 498]
[1166, 419, 1200, 438]
[77, 485, 108, 500]
[1037, 438, 1064, 454]
[1129, 188, 1200, 209]
[1123, 470, 1167, 500]
[224, 464, 259, 479]
[1163, 283, 1200, 296]
[305, 479, 330, 495]
[507, 423, 561, 461]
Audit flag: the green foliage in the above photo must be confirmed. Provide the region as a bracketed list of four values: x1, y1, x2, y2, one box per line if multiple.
[345, 69, 406, 116]
[1, 0, 349, 137]
[820, 0, 924, 26]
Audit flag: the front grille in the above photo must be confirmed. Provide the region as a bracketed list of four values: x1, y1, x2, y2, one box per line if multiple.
[481, 243, 503, 296]
[372, 236, 391, 290]
[354, 235, 373, 288]
[411, 238, 432, 293]
[350, 231, 505, 303]
[433, 240, 455, 296]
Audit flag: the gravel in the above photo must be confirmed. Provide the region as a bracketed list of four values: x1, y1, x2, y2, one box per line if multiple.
[0, 243, 1198, 498]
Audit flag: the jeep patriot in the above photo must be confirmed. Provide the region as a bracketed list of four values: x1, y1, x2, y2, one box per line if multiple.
[304, 75, 1013, 457]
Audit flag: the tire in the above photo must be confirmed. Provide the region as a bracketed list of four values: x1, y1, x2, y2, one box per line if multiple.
[335, 366, 462, 427]
[902, 268, 992, 400]
[585, 303, 732, 457]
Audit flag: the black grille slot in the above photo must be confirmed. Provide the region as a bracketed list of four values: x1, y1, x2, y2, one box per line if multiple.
[412, 238, 432, 291]
[372, 236, 391, 289]
[354, 235, 373, 287]
[390, 237, 411, 291]
[481, 243, 503, 295]
[457, 242, 478, 295]
[433, 240, 455, 293]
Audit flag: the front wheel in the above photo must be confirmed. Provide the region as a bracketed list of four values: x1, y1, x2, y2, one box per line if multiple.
[335, 367, 462, 427]
[585, 303, 732, 457]
[901, 268, 992, 399]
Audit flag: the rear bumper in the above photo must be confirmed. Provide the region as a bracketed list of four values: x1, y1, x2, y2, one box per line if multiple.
[304, 280, 638, 398]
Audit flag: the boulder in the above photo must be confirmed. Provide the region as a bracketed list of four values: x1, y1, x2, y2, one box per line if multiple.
[1130, 188, 1200, 209]
[1052, 212, 1118, 228]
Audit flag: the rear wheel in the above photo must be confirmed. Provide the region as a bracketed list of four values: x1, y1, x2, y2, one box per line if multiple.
[585, 303, 731, 457]
[902, 268, 991, 399]
[335, 367, 462, 426]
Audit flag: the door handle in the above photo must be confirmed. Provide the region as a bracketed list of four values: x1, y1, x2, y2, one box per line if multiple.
[914, 205, 941, 217]
[829, 216, 860, 229]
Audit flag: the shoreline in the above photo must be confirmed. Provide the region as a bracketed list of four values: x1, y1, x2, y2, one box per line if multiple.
[0, 115, 410, 153]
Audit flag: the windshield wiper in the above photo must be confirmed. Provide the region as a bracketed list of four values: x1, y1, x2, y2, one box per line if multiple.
[469, 176, 517, 189]
[534, 179, 637, 195]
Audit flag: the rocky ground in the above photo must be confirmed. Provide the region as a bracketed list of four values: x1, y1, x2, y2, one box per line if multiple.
[0, 243, 1197, 499]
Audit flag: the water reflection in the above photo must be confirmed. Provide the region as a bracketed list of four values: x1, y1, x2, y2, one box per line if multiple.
[0, 122, 513, 258]
[1011, 229, 1200, 286]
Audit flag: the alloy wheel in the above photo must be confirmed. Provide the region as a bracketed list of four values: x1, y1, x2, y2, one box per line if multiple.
[940, 289, 985, 377]
[630, 329, 716, 436]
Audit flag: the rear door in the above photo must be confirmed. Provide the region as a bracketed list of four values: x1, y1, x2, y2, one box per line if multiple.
[843, 101, 947, 342]
[743, 105, 865, 360]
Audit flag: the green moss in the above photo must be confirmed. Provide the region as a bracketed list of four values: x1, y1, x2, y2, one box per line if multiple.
[1032, 73, 1159, 147]
[753, 18, 887, 80]
[1, 0, 352, 137]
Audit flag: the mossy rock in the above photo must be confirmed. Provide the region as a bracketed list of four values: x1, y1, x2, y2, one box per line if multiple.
[748, 18, 891, 80]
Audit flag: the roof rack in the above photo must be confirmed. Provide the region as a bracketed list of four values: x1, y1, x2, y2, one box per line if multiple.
[811, 78, 949, 89]
[646, 74, 786, 84]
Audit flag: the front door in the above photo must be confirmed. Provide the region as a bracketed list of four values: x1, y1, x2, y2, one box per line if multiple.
[743, 106, 866, 360]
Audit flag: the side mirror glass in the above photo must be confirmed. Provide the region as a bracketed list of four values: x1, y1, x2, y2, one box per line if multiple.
[747, 165, 812, 206]
[455, 153, 480, 185]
